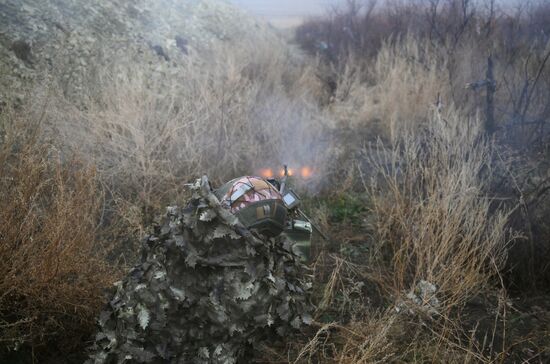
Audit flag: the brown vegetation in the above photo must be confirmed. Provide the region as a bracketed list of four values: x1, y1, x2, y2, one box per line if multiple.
[257, 0, 550, 362]
[0, 111, 118, 358]
[32, 44, 330, 249]
[296, 0, 550, 288]
[1, 0, 550, 362]
[365, 112, 514, 309]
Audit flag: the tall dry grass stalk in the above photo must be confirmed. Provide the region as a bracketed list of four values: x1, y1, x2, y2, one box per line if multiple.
[290, 313, 397, 364]
[363, 109, 516, 310]
[0, 113, 117, 352]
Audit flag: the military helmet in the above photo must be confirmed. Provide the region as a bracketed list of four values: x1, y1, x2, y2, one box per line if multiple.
[215, 176, 287, 237]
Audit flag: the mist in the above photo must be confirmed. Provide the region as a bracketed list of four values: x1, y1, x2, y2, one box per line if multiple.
[228, 0, 341, 26]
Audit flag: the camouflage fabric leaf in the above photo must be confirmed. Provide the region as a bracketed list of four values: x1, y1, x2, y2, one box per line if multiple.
[185, 251, 198, 268]
[302, 313, 313, 325]
[209, 225, 241, 240]
[290, 316, 302, 329]
[137, 304, 150, 330]
[170, 286, 186, 301]
[233, 280, 255, 300]
[199, 209, 216, 221]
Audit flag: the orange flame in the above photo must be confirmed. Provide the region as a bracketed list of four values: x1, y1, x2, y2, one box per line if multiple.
[300, 166, 313, 179]
[260, 166, 313, 179]
[279, 168, 295, 177]
[259, 168, 274, 179]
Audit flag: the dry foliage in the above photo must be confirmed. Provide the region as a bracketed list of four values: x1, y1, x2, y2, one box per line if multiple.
[27, 43, 330, 245]
[327, 37, 451, 141]
[363, 111, 515, 310]
[2, 1, 549, 362]
[0, 114, 118, 354]
[258, 112, 521, 364]
[301, 0, 550, 151]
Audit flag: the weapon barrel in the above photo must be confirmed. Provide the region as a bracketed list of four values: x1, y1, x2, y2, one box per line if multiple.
[279, 164, 288, 194]
[297, 208, 330, 242]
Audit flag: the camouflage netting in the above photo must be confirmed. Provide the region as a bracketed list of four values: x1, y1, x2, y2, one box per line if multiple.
[86, 176, 312, 364]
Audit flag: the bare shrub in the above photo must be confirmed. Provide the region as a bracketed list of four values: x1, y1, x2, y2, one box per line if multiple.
[24, 43, 330, 249]
[317, 36, 453, 186]
[299, 0, 550, 141]
[363, 110, 515, 309]
[328, 36, 451, 142]
[306, 0, 550, 288]
[256, 253, 398, 364]
[0, 112, 118, 354]
[259, 251, 508, 363]
[292, 313, 397, 364]
[259, 110, 520, 363]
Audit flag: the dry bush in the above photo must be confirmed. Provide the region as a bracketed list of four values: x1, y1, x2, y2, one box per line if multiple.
[299, 0, 550, 143]
[328, 37, 451, 142]
[30, 43, 330, 245]
[0, 112, 118, 355]
[363, 110, 515, 310]
[315, 36, 454, 185]
[288, 314, 501, 364]
[489, 143, 550, 290]
[256, 253, 398, 364]
[305, 0, 550, 287]
[294, 0, 440, 65]
[296, 0, 550, 67]
[292, 314, 397, 364]
[259, 253, 506, 363]
[259, 253, 513, 364]
[260, 111, 520, 363]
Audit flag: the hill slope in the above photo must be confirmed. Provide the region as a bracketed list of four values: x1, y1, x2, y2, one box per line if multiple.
[0, 0, 285, 101]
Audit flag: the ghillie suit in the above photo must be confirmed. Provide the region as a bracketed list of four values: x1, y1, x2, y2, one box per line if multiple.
[86, 176, 311, 364]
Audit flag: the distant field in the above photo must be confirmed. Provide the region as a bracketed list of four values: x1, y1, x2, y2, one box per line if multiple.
[229, 0, 334, 16]
[228, 0, 336, 27]
[261, 15, 305, 28]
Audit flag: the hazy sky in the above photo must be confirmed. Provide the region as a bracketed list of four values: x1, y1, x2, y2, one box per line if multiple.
[228, 0, 340, 26]
[229, 0, 338, 17]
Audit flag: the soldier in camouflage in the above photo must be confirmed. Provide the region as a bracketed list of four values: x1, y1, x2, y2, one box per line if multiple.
[86, 175, 312, 364]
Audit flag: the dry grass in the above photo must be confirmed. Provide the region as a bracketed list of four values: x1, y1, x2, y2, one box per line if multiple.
[0, 40, 333, 358]
[0, 111, 118, 354]
[260, 253, 511, 363]
[328, 37, 451, 141]
[258, 108, 523, 363]
[2, 1, 549, 361]
[363, 110, 515, 310]
[301, 0, 550, 162]
[25, 43, 331, 245]
[291, 313, 397, 364]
